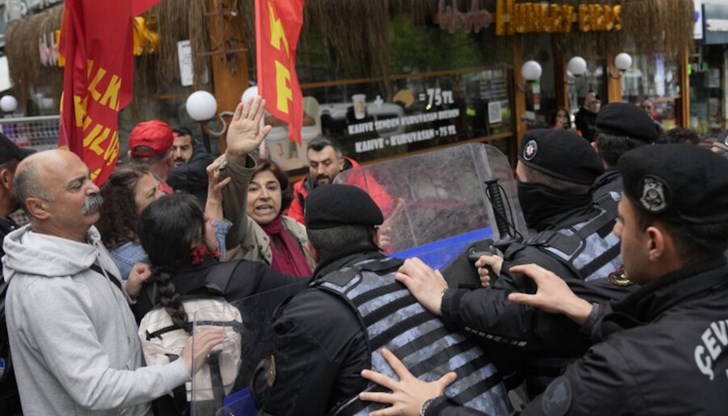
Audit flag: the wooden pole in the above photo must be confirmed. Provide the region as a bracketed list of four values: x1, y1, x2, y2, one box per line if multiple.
[205, 0, 249, 153]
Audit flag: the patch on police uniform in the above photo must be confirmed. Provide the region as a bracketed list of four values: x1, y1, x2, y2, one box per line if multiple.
[607, 266, 633, 286]
[638, 175, 670, 214]
[523, 139, 538, 161]
[541, 376, 572, 416]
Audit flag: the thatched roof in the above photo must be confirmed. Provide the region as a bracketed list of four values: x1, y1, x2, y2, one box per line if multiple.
[4, 0, 695, 113]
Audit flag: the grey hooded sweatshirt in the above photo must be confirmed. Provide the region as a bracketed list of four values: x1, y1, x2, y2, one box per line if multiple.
[2, 225, 189, 415]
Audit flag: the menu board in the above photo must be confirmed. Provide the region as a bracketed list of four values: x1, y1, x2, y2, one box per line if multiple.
[263, 68, 513, 168]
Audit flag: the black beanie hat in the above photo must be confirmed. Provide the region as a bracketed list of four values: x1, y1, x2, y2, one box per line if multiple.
[305, 184, 384, 229]
[620, 144, 728, 224]
[519, 129, 603, 185]
[595, 103, 659, 143]
[0, 132, 35, 165]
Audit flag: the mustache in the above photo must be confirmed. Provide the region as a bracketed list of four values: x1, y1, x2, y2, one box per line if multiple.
[81, 194, 104, 215]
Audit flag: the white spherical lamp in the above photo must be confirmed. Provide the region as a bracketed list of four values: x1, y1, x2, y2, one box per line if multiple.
[566, 56, 587, 77]
[241, 86, 259, 104]
[614, 53, 632, 72]
[185, 91, 217, 122]
[521, 60, 542, 82]
[0, 95, 18, 113]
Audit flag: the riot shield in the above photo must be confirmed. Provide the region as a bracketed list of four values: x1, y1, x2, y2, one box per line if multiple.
[335, 143, 527, 280]
[190, 282, 306, 416]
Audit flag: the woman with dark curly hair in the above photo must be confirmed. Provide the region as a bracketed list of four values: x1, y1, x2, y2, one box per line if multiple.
[231, 158, 315, 276]
[96, 166, 163, 281]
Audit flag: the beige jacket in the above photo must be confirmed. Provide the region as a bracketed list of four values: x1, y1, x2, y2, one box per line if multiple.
[219, 155, 316, 270]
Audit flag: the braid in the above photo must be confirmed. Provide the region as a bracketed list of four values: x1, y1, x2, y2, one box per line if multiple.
[155, 270, 189, 330]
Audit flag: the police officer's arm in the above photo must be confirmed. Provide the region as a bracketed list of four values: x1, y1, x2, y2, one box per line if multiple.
[219, 97, 271, 249]
[507, 264, 594, 325]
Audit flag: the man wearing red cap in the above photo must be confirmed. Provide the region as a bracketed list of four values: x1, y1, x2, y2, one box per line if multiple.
[128, 120, 175, 194]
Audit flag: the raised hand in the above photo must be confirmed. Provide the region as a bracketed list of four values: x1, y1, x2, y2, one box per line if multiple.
[225, 96, 272, 160]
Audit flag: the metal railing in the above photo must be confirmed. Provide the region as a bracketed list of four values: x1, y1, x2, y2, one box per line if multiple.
[0, 115, 60, 151]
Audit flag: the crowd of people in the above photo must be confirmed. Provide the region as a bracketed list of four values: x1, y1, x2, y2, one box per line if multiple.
[0, 95, 727, 416]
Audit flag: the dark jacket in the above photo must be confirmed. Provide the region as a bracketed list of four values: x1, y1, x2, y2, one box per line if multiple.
[255, 250, 377, 416]
[425, 258, 728, 416]
[574, 107, 598, 142]
[255, 247, 512, 416]
[167, 143, 214, 204]
[0, 215, 21, 415]
[132, 257, 307, 323]
[592, 169, 622, 202]
[523, 258, 728, 415]
[440, 206, 632, 396]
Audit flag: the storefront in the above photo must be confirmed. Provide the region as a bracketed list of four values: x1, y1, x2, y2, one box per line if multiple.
[690, 0, 728, 136]
[2, 0, 696, 168]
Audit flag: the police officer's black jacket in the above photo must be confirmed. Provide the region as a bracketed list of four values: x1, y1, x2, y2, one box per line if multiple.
[255, 249, 378, 416]
[0, 215, 21, 415]
[521, 257, 728, 415]
[440, 206, 633, 396]
[256, 246, 512, 416]
[422, 257, 728, 416]
[592, 169, 622, 202]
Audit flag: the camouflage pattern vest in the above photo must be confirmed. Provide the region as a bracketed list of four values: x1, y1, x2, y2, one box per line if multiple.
[523, 204, 621, 282]
[316, 258, 512, 416]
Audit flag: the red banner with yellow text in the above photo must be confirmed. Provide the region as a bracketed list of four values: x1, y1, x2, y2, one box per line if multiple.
[255, 0, 305, 143]
[58, 0, 159, 185]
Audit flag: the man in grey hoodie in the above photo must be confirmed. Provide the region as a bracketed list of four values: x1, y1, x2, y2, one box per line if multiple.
[2, 149, 223, 416]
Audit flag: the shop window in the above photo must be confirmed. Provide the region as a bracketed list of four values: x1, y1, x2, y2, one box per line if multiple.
[621, 54, 681, 132]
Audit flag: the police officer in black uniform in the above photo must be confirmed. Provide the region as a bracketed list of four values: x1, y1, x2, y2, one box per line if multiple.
[395, 129, 630, 398]
[591, 102, 658, 201]
[253, 184, 512, 416]
[359, 143, 728, 416]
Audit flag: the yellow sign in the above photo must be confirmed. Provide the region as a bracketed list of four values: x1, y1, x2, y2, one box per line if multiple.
[495, 0, 622, 35]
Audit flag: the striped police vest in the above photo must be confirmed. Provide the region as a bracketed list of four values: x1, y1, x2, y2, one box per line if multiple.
[316, 258, 512, 416]
[523, 206, 621, 282]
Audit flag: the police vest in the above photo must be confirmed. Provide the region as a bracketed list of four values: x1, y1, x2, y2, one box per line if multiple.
[521, 204, 621, 282]
[316, 258, 512, 416]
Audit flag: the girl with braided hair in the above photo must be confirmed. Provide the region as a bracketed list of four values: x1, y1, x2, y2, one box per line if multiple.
[132, 192, 306, 323]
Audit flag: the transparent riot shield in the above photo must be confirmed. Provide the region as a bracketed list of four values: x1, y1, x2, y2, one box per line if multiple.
[190, 282, 306, 416]
[335, 143, 527, 274]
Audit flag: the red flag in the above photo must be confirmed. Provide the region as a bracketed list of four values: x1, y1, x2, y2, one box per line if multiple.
[58, 0, 159, 185]
[255, 0, 305, 143]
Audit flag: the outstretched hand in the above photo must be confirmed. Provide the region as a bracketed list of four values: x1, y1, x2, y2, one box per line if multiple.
[181, 329, 225, 375]
[359, 348, 456, 416]
[507, 263, 593, 325]
[395, 258, 448, 316]
[225, 96, 272, 160]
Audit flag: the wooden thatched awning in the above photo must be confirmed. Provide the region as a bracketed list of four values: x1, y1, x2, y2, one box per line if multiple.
[4, 0, 695, 108]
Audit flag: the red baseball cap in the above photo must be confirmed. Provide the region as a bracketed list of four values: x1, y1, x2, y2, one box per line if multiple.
[129, 120, 174, 158]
